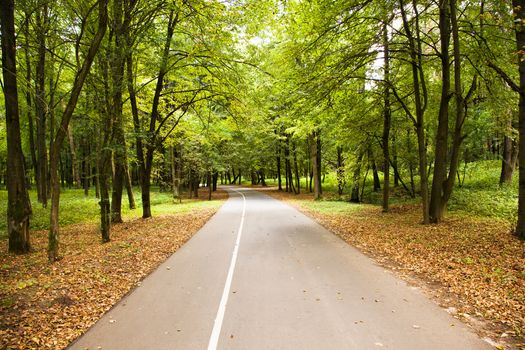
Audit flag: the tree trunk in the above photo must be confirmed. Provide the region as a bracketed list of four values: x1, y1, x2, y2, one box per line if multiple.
[430, 0, 472, 222]
[293, 141, 300, 194]
[285, 137, 295, 193]
[276, 136, 282, 191]
[213, 171, 218, 191]
[372, 156, 381, 192]
[139, 11, 176, 218]
[1, 0, 33, 253]
[440, 0, 472, 211]
[98, 145, 112, 242]
[48, 0, 108, 261]
[310, 131, 322, 199]
[126, 46, 147, 213]
[171, 145, 181, 199]
[23, 15, 39, 199]
[336, 146, 345, 195]
[382, 20, 391, 211]
[208, 172, 212, 200]
[110, 0, 126, 224]
[284, 137, 290, 192]
[258, 171, 267, 187]
[83, 143, 90, 197]
[500, 131, 518, 184]
[194, 175, 200, 198]
[67, 124, 82, 188]
[47, 61, 55, 198]
[398, 0, 429, 223]
[36, 5, 48, 207]
[429, 0, 451, 223]
[316, 132, 322, 195]
[513, 0, 525, 239]
[406, 130, 416, 197]
[350, 151, 364, 203]
[124, 162, 135, 209]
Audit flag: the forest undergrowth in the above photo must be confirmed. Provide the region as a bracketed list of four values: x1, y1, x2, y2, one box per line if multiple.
[0, 189, 227, 349]
[262, 188, 525, 350]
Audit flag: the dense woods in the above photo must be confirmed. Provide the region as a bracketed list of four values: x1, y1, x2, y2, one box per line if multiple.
[1, 0, 524, 260]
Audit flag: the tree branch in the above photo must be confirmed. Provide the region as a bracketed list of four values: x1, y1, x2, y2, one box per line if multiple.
[487, 61, 520, 93]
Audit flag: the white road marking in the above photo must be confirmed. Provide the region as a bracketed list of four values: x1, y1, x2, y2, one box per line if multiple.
[207, 189, 246, 350]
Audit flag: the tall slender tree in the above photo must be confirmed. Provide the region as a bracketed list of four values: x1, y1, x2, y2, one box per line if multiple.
[1, 0, 33, 253]
[48, 0, 108, 260]
[513, 0, 525, 240]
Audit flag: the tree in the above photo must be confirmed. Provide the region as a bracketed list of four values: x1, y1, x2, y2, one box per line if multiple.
[48, 0, 108, 260]
[512, 0, 525, 240]
[1, 0, 33, 253]
[393, 0, 430, 223]
[382, 18, 391, 212]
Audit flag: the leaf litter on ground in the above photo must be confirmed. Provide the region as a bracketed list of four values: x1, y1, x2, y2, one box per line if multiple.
[0, 189, 227, 350]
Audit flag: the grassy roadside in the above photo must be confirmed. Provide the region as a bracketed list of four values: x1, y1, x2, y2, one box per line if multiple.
[260, 188, 525, 350]
[0, 187, 218, 238]
[0, 188, 227, 350]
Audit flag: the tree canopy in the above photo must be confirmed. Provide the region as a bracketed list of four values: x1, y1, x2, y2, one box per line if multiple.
[1, 0, 525, 259]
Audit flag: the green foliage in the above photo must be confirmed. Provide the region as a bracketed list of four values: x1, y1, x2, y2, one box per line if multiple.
[448, 161, 518, 222]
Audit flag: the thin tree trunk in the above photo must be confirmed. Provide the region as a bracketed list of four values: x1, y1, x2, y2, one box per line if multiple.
[382, 19, 391, 209]
[139, 11, 177, 218]
[83, 142, 90, 197]
[406, 129, 416, 197]
[171, 145, 180, 199]
[67, 124, 82, 188]
[1, 0, 32, 253]
[276, 134, 282, 191]
[372, 156, 381, 192]
[398, 0, 429, 223]
[316, 132, 322, 195]
[126, 47, 147, 213]
[208, 172, 212, 200]
[429, 0, 451, 223]
[36, 5, 48, 207]
[336, 146, 345, 195]
[440, 0, 472, 211]
[24, 15, 39, 199]
[350, 151, 364, 203]
[194, 174, 200, 198]
[393, 133, 399, 187]
[284, 137, 290, 192]
[47, 61, 55, 198]
[124, 162, 135, 209]
[98, 141, 112, 242]
[293, 141, 300, 194]
[310, 131, 322, 199]
[513, 0, 525, 239]
[48, 0, 108, 260]
[110, 0, 126, 224]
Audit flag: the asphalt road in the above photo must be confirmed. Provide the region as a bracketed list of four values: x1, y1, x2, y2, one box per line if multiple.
[69, 187, 492, 350]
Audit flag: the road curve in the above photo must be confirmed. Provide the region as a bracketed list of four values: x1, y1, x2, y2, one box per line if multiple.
[69, 187, 492, 350]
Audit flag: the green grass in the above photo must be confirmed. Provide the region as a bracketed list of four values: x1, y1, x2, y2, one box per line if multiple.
[449, 160, 518, 222]
[0, 187, 224, 239]
[255, 159, 519, 223]
[297, 198, 368, 215]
